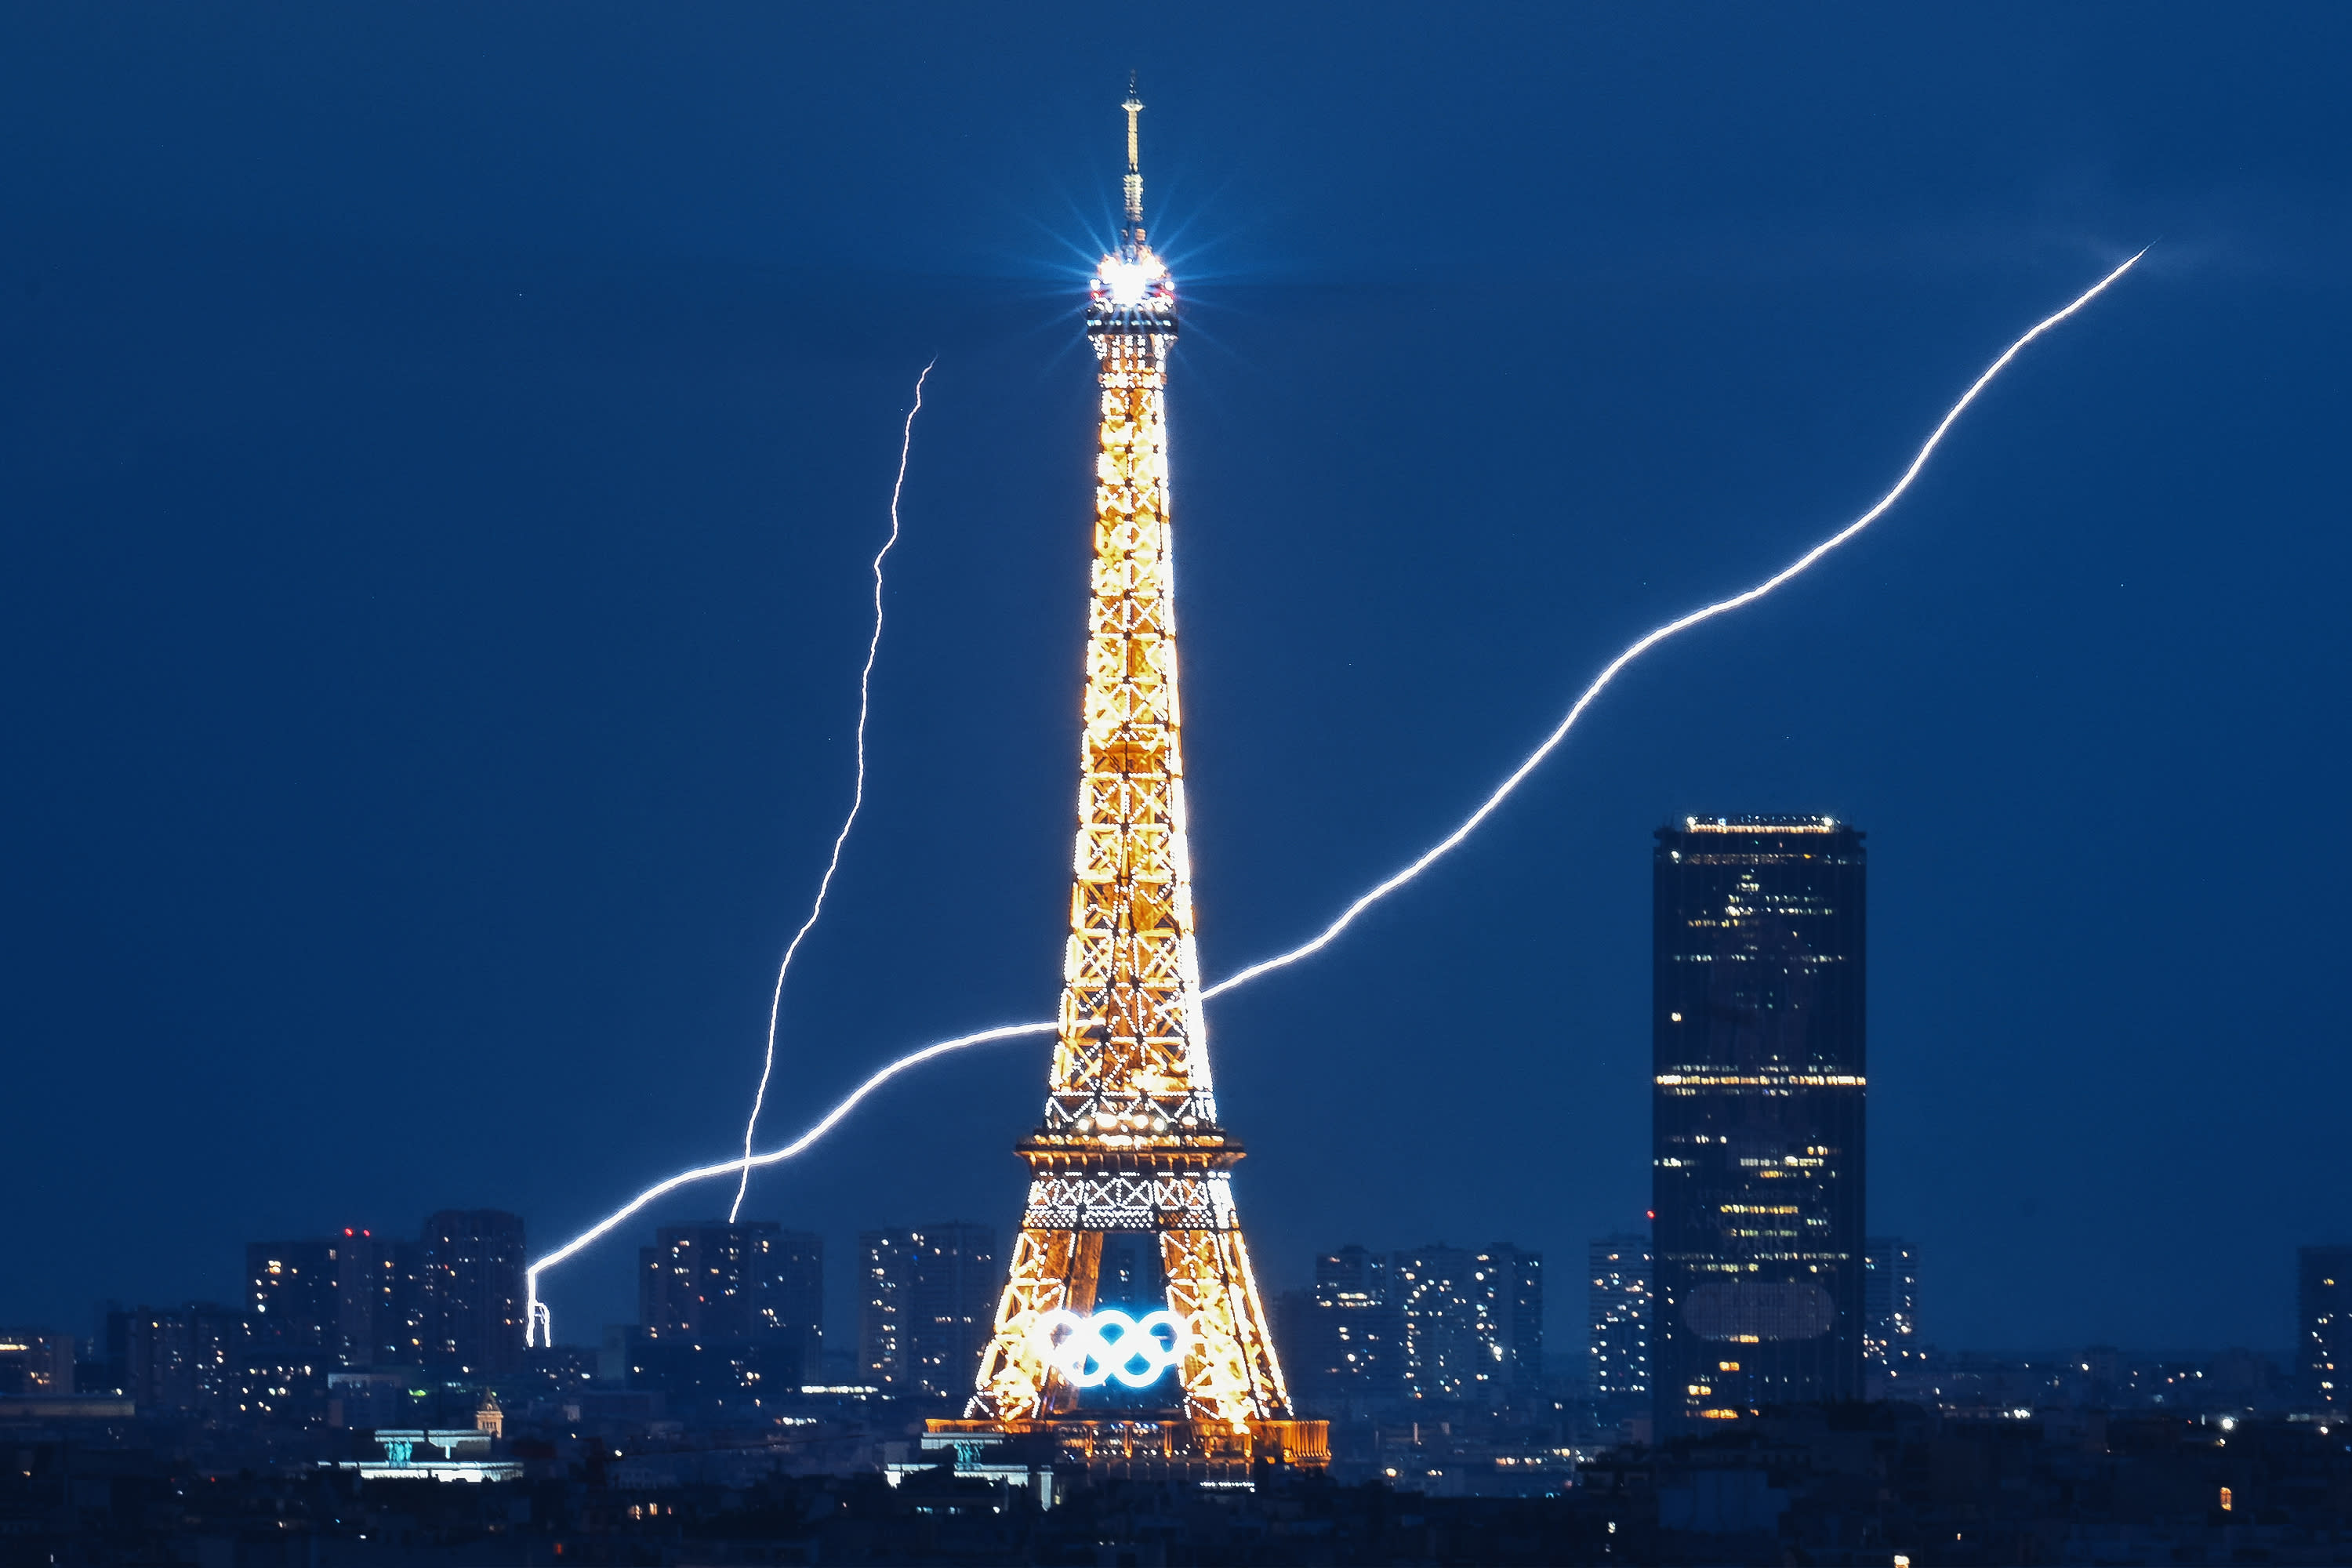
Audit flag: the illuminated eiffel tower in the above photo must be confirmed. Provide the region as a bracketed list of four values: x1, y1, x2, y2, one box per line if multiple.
[931, 82, 1326, 1475]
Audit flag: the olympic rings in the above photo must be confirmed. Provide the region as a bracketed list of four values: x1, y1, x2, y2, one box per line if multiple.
[1032, 1307, 1192, 1389]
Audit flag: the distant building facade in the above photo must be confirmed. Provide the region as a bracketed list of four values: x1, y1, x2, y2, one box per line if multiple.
[331, 1230, 431, 1369]
[0, 1329, 76, 1395]
[1588, 1232, 1653, 1406]
[1863, 1236, 1919, 1394]
[1284, 1245, 1405, 1412]
[2302, 1246, 2352, 1411]
[248, 1239, 337, 1353]
[420, 1210, 528, 1375]
[119, 1303, 245, 1414]
[858, 1223, 998, 1399]
[1392, 1243, 1543, 1404]
[638, 1221, 822, 1380]
[1653, 815, 1867, 1432]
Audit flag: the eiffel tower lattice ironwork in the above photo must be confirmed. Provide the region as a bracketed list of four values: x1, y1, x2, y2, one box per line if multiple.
[936, 82, 1325, 1473]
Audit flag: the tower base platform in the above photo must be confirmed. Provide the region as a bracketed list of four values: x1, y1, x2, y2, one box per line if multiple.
[923, 1417, 1328, 1481]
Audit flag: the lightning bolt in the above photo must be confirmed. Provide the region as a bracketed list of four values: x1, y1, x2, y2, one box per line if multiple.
[727, 364, 932, 1224]
[525, 252, 2143, 1345]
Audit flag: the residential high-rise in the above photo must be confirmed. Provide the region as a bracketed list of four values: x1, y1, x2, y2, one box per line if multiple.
[1653, 816, 1867, 1432]
[1287, 1246, 1405, 1412]
[2301, 1246, 2352, 1412]
[639, 1221, 822, 1379]
[420, 1210, 528, 1375]
[325, 1229, 423, 1369]
[1392, 1243, 1544, 1405]
[247, 1239, 337, 1353]
[242, 1229, 433, 1370]
[122, 1303, 245, 1414]
[860, 1224, 998, 1399]
[373, 1240, 431, 1367]
[1588, 1232, 1653, 1407]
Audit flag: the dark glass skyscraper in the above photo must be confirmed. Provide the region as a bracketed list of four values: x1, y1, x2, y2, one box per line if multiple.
[1653, 816, 1865, 1432]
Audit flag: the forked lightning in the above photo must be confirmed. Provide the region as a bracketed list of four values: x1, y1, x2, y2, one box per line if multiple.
[527, 245, 2145, 1346]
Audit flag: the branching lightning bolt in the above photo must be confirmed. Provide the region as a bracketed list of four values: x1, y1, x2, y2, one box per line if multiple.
[524, 252, 2143, 1345]
[726, 364, 932, 1225]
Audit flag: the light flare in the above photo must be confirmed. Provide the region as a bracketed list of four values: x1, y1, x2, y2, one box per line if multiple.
[525, 252, 2144, 1346]
[727, 364, 932, 1224]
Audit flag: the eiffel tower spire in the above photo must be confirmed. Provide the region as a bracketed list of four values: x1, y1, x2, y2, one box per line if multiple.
[943, 87, 1323, 1472]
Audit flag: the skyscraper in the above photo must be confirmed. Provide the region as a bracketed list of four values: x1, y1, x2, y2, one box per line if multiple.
[1652, 816, 1866, 1432]
[420, 1210, 528, 1376]
[2301, 1245, 2351, 1411]
[860, 1223, 998, 1399]
[1588, 1232, 1653, 1407]
[639, 1221, 822, 1378]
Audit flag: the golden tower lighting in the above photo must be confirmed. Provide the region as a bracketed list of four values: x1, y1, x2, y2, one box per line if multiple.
[934, 82, 1326, 1475]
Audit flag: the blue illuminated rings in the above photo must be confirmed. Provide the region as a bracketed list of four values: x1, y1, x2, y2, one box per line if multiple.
[1033, 1308, 1191, 1388]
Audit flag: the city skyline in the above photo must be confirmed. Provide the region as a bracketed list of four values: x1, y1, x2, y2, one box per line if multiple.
[4, 6, 2349, 1371]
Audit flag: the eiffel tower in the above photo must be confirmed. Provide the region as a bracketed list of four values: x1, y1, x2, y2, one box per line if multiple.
[929, 82, 1326, 1476]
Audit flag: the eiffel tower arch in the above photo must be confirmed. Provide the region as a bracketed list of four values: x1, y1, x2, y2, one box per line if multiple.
[926, 85, 1326, 1479]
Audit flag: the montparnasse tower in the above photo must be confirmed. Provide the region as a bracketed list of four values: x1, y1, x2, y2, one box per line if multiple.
[935, 82, 1326, 1474]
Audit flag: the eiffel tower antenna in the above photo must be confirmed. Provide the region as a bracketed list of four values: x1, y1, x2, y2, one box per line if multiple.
[931, 85, 1326, 1476]
[1121, 71, 1145, 252]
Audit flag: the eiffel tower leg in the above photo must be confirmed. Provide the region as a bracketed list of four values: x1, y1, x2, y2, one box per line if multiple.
[970, 1227, 1100, 1419]
[1163, 1218, 1292, 1426]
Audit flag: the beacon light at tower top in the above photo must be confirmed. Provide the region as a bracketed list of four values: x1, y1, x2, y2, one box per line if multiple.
[1094, 254, 1170, 310]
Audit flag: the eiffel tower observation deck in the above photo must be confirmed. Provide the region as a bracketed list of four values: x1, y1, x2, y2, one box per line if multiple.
[927, 82, 1326, 1480]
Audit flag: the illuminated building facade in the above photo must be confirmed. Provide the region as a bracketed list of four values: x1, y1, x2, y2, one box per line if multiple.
[861, 1223, 998, 1399]
[1588, 1232, 1653, 1406]
[1652, 815, 1866, 1431]
[941, 85, 1323, 1474]
[2301, 1245, 2351, 1411]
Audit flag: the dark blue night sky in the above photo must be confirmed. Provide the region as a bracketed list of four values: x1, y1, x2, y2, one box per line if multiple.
[2, 5, 2346, 1358]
